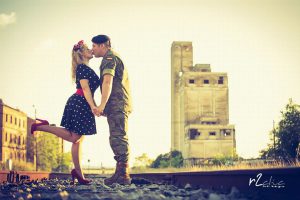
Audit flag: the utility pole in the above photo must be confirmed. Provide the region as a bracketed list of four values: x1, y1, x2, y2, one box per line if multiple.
[273, 120, 276, 159]
[32, 104, 38, 171]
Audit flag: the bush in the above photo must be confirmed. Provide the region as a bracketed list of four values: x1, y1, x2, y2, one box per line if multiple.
[150, 150, 183, 168]
[210, 155, 236, 166]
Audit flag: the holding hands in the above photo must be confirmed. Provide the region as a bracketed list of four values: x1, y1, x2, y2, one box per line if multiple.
[91, 103, 106, 117]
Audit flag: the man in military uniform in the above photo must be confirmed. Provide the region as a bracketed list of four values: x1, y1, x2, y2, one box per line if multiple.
[91, 35, 132, 185]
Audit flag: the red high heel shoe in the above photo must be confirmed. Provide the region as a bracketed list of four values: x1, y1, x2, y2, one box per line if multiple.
[30, 118, 50, 134]
[71, 169, 91, 185]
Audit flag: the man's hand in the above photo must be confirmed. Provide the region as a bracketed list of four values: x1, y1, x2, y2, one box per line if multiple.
[95, 104, 106, 117]
[91, 105, 100, 116]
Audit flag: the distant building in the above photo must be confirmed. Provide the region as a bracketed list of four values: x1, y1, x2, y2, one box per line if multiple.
[0, 99, 27, 167]
[0, 98, 64, 170]
[171, 42, 236, 165]
[26, 117, 36, 168]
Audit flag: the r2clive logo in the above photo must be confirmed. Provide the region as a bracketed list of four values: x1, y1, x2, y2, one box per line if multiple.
[249, 173, 285, 188]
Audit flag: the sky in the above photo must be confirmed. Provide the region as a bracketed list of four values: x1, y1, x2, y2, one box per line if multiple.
[1, 0, 300, 167]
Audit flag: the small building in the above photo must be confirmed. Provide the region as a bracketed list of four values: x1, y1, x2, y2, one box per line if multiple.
[0, 99, 27, 167]
[0, 98, 64, 171]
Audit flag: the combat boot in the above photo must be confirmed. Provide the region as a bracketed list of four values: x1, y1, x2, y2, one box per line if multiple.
[104, 162, 131, 185]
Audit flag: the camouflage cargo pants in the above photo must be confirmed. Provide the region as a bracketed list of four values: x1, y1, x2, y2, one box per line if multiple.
[107, 111, 130, 162]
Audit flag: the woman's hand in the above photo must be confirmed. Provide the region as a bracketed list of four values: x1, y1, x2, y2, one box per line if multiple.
[96, 103, 106, 117]
[91, 105, 100, 116]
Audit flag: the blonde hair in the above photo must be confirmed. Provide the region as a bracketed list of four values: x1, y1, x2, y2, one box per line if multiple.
[71, 44, 88, 82]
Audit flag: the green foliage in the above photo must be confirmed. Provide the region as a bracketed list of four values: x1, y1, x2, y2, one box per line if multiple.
[260, 99, 300, 161]
[53, 152, 72, 173]
[0, 161, 36, 171]
[150, 150, 183, 168]
[133, 153, 154, 168]
[36, 132, 71, 172]
[12, 162, 36, 171]
[210, 155, 237, 166]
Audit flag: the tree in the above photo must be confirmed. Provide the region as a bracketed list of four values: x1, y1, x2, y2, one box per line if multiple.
[36, 132, 70, 171]
[150, 150, 184, 168]
[133, 153, 153, 168]
[260, 99, 300, 162]
[54, 152, 72, 172]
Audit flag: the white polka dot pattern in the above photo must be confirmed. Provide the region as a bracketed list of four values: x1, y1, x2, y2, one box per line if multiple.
[60, 64, 100, 135]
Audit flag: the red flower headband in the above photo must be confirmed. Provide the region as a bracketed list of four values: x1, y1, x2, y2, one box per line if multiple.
[73, 40, 84, 51]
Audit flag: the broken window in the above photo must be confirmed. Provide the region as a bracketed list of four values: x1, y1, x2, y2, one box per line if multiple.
[218, 76, 224, 84]
[209, 132, 216, 136]
[221, 129, 231, 136]
[225, 132, 231, 136]
[189, 129, 201, 139]
[224, 130, 231, 136]
[202, 121, 216, 125]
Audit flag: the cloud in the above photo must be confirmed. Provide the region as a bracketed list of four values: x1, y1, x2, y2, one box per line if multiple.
[0, 12, 16, 27]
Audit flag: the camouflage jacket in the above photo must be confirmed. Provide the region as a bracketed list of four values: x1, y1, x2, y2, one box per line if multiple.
[99, 50, 132, 115]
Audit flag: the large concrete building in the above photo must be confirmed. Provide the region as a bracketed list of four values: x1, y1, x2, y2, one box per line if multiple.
[171, 42, 236, 165]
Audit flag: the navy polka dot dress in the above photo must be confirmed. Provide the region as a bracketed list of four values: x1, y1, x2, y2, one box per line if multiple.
[60, 64, 100, 135]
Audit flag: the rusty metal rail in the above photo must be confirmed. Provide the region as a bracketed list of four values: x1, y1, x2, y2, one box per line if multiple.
[0, 170, 70, 183]
[131, 167, 300, 199]
[1, 167, 299, 199]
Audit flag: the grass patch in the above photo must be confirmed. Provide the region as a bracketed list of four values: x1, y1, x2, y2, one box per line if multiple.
[131, 160, 300, 173]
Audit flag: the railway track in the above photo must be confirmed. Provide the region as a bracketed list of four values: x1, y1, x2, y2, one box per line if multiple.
[132, 167, 300, 199]
[1, 167, 299, 199]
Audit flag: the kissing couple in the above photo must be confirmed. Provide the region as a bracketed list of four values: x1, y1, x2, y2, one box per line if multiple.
[31, 35, 132, 185]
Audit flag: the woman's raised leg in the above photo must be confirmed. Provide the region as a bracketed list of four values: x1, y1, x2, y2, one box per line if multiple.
[36, 125, 81, 143]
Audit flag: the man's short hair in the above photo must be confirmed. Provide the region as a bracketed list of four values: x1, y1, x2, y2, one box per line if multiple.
[92, 35, 111, 46]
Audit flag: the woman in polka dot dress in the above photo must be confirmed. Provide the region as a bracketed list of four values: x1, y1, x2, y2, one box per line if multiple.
[30, 40, 100, 184]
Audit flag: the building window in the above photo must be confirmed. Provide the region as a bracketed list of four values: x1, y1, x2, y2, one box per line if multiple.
[201, 121, 216, 125]
[218, 76, 224, 84]
[209, 132, 216, 136]
[223, 130, 231, 136]
[189, 79, 195, 84]
[5, 114, 8, 122]
[5, 132, 8, 142]
[204, 80, 209, 84]
[15, 117, 17, 125]
[189, 129, 201, 139]
[10, 116, 12, 123]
